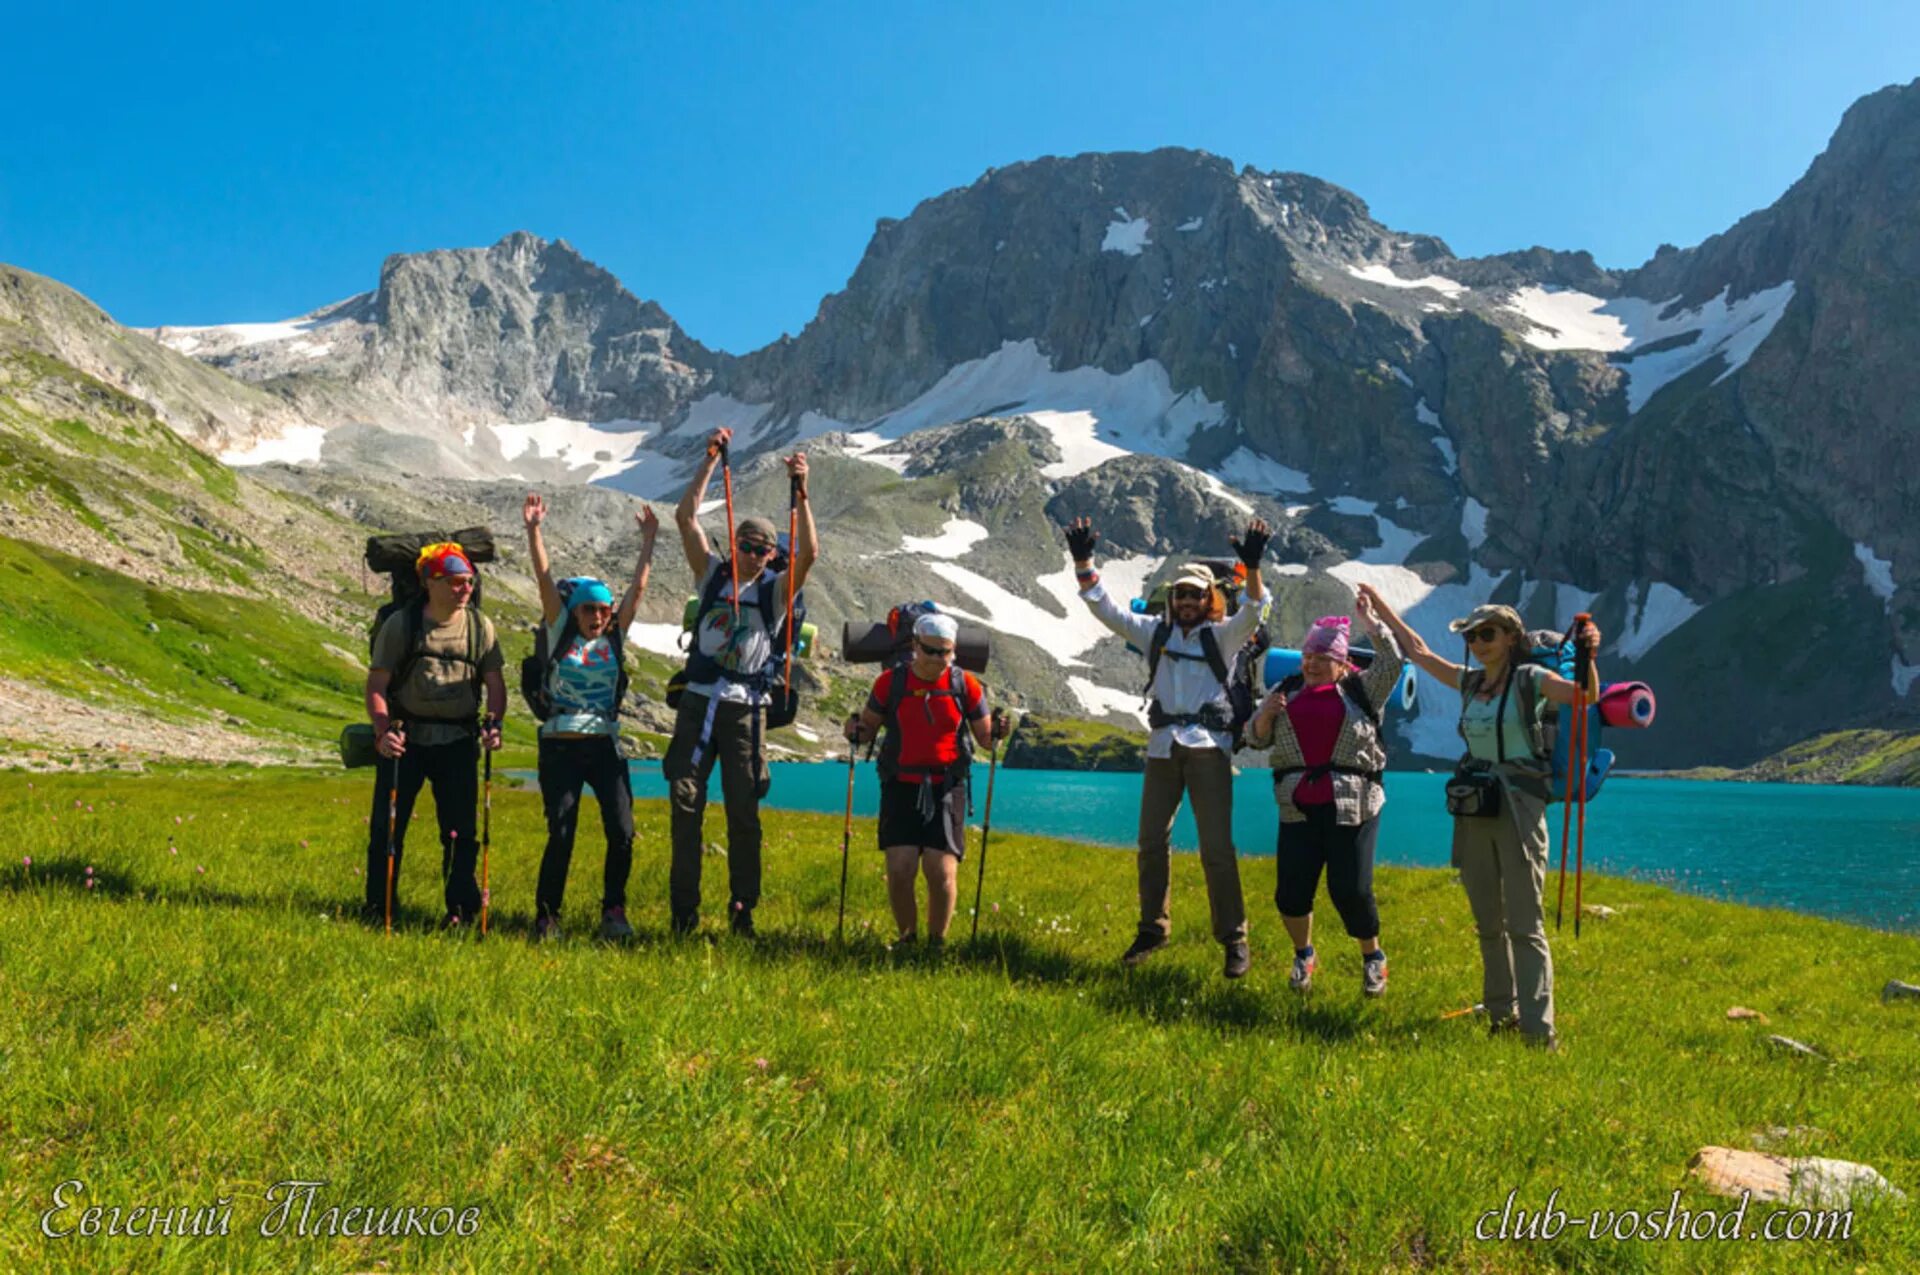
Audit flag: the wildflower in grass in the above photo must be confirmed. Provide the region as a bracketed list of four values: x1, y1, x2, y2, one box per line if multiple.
[173, 816, 181, 825]
[86, 879, 96, 891]
[74, 800, 82, 809]
[299, 840, 309, 849]
[196, 865, 205, 875]
[754, 1058, 770, 1072]
[86, 866, 93, 875]
[168, 983, 178, 993]
[22, 856, 30, 868]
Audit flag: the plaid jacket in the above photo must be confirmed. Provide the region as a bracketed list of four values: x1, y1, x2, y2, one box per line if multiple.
[1246, 626, 1405, 825]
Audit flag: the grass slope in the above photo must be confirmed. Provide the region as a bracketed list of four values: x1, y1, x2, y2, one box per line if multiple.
[2, 770, 1916, 1272]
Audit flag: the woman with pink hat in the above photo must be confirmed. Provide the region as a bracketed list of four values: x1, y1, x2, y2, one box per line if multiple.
[1245, 591, 1404, 996]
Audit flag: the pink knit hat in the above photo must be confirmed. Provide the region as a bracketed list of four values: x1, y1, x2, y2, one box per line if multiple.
[1302, 616, 1351, 661]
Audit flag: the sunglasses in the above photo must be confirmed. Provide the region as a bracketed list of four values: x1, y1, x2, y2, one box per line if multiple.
[736, 539, 776, 556]
[440, 575, 475, 588]
[1463, 625, 1508, 644]
[914, 641, 955, 658]
[1170, 587, 1208, 601]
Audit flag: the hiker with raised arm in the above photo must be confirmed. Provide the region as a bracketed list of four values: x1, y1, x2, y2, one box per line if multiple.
[363, 543, 506, 930]
[522, 492, 658, 942]
[1067, 515, 1271, 979]
[1244, 590, 1404, 996]
[844, 613, 1011, 949]
[1362, 582, 1600, 1049]
[664, 428, 818, 938]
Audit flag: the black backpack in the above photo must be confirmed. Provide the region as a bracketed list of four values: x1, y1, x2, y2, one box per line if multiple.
[1143, 620, 1267, 749]
[520, 579, 630, 723]
[673, 552, 807, 727]
[363, 528, 494, 714]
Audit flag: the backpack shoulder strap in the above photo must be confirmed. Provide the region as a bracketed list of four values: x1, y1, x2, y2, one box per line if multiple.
[1144, 619, 1173, 692]
[390, 598, 430, 697]
[1515, 663, 1551, 757]
[1343, 671, 1381, 726]
[1278, 673, 1304, 697]
[1197, 626, 1229, 685]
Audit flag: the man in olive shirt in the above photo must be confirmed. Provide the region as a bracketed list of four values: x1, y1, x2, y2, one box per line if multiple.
[363, 544, 507, 928]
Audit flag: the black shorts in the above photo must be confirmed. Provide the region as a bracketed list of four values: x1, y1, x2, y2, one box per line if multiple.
[877, 778, 967, 859]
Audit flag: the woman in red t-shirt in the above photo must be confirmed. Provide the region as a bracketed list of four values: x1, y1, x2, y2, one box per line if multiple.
[845, 613, 1006, 946]
[1245, 592, 1404, 997]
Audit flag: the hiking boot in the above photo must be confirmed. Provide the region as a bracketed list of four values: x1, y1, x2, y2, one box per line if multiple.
[670, 911, 699, 938]
[926, 935, 946, 953]
[1121, 932, 1169, 966]
[1223, 940, 1251, 980]
[1489, 1014, 1522, 1038]
[533, 914, 561, 943]
[1288, 950, 1318, 992]
[599, 906, 634, 942]
[729, 904, 757, 939]
[1523, 1030, 1560, 1053]
[1362, 952, 1389, 997]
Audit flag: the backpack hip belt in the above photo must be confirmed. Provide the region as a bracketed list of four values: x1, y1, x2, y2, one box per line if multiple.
[1274, 762, 1385, 786]
[1147, 700, 1234, 731]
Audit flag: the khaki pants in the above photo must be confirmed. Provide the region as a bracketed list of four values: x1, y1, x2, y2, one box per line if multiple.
[1451, 786, 1554, 1037]
[663, 692, 771, 916]
[1137, 745, 1246, 945]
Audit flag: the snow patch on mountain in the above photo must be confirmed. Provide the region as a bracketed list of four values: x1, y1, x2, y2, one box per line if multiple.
[1346, 264, 1467, 298]
[1552, 584, 1600, 634]
[1176, 217, 1203, 232]
[1329, 497, 1425, 564]
[900, 518, 990, 559]
[150, 299, 364, 356]
[1504, 283, 1797, 412]
[1893, 657, 1919, 698]
[488, 417, 654, 483]
[1461, 498, 1489, 551]
[219, 425, 328, 467]
[625, 622, 687, 658]
[923, 554, 1159, 668]
[1102, 208, 1151, 256]
[1616, 581, 1702, 661]
[1854, 541, 1896, 611]
[1215, 446, 1312, 496]
[1068, 676, 1149, 725]
[1414, 398, 1456, 473]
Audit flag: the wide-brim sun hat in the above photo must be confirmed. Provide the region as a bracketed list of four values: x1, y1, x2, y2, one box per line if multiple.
[1447, 603, 1525, 636]
[1169, 563, 1217, 594]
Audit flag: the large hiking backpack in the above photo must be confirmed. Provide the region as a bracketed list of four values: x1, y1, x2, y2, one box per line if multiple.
[337, 527, 496, 768]
[875, 661, 977, 788]
[1142, 618, 1266, 749]
[1458, 628, 1614, 802]
[668, 549, 807, 728]
[520, 578, 630, 723]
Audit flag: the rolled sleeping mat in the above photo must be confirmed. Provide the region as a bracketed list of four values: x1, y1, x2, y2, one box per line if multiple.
[1597, 681, 1656, 729]
[841, 621, 990, 673]
[1262, 647, 1418, 713]
[1548, 699, 1616, 802]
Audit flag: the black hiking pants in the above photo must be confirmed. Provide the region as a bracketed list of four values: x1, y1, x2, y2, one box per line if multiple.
[535, 734, 635, 921]
[1274, 803, 1381, 940]
[363, 735, 481, 921]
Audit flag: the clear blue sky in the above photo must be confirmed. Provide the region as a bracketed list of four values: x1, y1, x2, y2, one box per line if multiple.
[2, 1, 1914, 353]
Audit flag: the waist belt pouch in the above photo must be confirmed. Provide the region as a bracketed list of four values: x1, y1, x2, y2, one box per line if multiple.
[1445, 766, 1503, 818]
[666, 668, 689, 710]
[338, 723, 378, 770]
[764, 684, 800, 730]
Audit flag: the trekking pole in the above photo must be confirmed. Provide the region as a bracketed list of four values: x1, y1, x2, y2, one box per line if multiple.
[481, 745, 492, 938]
[718, 439, 740, 628]
[384, 745, 400, 935]
[1572, 622, 1596, 939]
[836, 725, 856, 943]
[969, 712, 1008, 943]
[1555, 684, 1579, 931]
[784, 472, 799, 696]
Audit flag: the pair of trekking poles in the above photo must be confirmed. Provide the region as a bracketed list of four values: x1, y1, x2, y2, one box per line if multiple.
[834, 715, 1010, 945]
[1554, 615, 1596, 939]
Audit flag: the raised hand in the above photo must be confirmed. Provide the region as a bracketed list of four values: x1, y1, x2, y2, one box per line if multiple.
[637, 505, 659, 542]
[1230, 517, 1271, 569]
[522, 492, 546, 530]
[784, 451, 809, 491]
[1064, 517, 1100, 563]
[707, 427, 733, 457]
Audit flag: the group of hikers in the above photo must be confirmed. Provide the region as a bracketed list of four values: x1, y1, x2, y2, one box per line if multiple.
[363, 426, 1602, 1050]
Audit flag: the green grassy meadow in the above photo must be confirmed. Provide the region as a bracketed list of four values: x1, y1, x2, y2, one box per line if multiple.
[2, 768, 1917, 1272]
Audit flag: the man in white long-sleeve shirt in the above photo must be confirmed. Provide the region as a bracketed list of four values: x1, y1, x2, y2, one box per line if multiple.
[1066, 515, 1272, 978]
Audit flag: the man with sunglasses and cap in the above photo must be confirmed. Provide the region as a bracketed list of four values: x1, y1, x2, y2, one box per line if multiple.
[666, 427, 818, 938]
[1064, 515, 1271, 978]
[844, 611, 1011, 948]
[363, 542, 506, 929]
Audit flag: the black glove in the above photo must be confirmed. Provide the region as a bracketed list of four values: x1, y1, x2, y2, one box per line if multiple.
[1231, 524, 1270, 569]
[1065, 523, 1099, 562]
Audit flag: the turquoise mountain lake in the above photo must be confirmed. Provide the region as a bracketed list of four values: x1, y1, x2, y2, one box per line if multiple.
[592, 763, 1920, 935]
[572, 760, 1920, 933]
